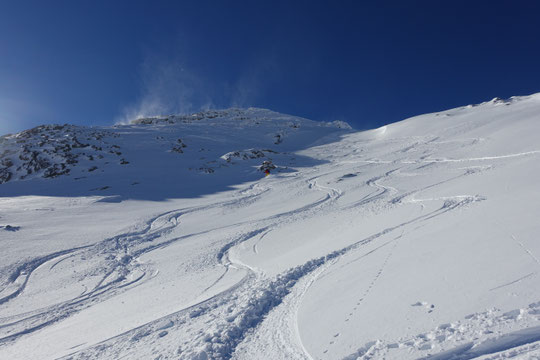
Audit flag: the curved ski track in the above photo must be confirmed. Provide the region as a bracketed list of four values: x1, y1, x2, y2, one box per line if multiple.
[60, 158, 488, 359]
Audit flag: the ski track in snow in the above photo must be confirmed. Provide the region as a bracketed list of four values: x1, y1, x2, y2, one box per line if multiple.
[0, 162, 344, 357]
[67, 165, 485, 360]
[4, 149, 497, 358]
[61, 168, 347, 359]
[510, 235, 540, 267]
[0, 187, 272, 344]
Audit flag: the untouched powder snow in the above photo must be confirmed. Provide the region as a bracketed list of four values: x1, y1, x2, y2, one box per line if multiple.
[0, 99, 539, 359]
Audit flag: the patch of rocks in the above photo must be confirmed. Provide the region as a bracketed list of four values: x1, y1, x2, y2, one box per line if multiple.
[0, 124, 123, 184]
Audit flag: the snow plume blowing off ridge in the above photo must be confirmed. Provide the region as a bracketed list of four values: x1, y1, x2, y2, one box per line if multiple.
[116, 47, 279, 125]
[116, 55, 216, 125]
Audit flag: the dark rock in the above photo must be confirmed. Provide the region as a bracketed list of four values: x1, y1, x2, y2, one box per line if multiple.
[2, 225, 21, 232]
[0, 168, 12, 183]
[43, 165, 70, 178]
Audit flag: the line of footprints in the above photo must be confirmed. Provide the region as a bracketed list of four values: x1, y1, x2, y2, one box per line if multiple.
[324, 239, 400, 354]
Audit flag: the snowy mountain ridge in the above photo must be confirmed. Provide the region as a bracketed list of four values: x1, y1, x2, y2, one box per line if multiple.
[0, 108, 351, 186]
[130, 107, 352, 129]
[1, 95, 540, 360]
[0, 108, 351, 188]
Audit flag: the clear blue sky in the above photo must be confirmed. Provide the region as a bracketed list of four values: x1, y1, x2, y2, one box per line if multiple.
[1, 0, 539, 135]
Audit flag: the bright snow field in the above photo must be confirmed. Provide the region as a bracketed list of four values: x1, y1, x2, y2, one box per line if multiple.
[0, 101, 539, 359]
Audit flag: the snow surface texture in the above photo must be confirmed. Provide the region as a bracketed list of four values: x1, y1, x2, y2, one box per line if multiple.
[0, 100, 539, 359]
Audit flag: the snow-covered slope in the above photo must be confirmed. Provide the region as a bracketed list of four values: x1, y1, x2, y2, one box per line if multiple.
[0, 98, 539, 360]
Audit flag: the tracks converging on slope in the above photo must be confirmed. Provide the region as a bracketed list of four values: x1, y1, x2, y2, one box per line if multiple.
[66, 157, 488, 360]
[0, 187, 273, 345]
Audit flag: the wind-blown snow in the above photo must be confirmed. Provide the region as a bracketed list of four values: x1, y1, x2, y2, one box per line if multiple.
[0, 98, 539, 359]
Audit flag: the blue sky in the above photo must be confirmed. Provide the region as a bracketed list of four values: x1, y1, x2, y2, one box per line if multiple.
[1, 0, 540, 135]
